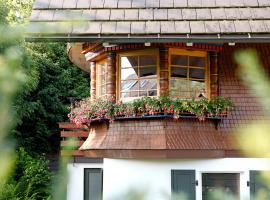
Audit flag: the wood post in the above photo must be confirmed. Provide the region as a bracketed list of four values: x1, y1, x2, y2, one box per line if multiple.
[90, 62, 96, 100]
[159, 47, 169, 96]
[210, 52, 219, 98]
[106, 53, 116, 101]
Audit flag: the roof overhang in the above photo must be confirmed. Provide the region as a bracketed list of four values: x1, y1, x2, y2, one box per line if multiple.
[26, 33, 270, 43]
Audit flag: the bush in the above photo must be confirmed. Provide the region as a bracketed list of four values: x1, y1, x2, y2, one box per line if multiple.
[0, 148, 52, 200]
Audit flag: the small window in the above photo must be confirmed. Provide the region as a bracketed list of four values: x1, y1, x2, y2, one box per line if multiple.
[84, 168, 103, 200]
[96, 60, 107, 98]
[119, 50, 158, 101]
[202, 173, 240, 200]
[170, 49, 208, 99]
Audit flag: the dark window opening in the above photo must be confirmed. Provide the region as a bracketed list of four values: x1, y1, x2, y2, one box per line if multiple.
[202, 173, 240, 200]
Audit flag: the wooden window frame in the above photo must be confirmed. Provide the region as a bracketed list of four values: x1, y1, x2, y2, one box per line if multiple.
[168, 48, 210, 99]
[96, 59, 108, 98]
[117, 49, 160, 102]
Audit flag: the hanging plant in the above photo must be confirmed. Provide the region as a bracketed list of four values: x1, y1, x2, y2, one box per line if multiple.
[68, 96, 234, 126]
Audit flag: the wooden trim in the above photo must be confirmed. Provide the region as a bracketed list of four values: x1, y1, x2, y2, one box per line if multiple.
[106, 53, 116, 99]
[90, 62, 96, 100]
[96, 59, 108, 98]
[81, 149, 245, 159]
[59, 122, 87, 129]
[61, 131, 89, 137]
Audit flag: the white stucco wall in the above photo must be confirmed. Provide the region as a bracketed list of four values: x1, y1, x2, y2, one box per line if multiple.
[67, 163, 103, 200]
[67, 158, 270, 200]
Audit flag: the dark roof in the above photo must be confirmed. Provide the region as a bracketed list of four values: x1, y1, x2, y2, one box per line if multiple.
[27, 0, 270, 42]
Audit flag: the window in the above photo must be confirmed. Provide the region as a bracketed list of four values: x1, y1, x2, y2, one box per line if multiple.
[84, 168, 103, 200]
[96, 60, 107, 98]
[169, 49, 209, 99]
[119, 50, 158, 101]
[171, 170, 196, 200]
[202, 173, 240, 200]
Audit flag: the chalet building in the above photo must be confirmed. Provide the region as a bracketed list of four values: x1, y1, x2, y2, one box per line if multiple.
[27, 0, 270, 199]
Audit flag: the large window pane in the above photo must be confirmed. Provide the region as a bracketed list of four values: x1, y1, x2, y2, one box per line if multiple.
[120, 52, 158, 100]
[170, 50, 208, 99]
[171, 55, 188, 66]
[171, 67, 187, 78]
[190, 68, 205, 79]
[189, 56, 205, 67]
[121, 56, 138, 68]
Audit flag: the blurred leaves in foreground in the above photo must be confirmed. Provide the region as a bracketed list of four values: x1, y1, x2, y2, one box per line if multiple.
[234, 50, 270, 200]
[0, 36, 26, 186]
[235, 50, 270, 158]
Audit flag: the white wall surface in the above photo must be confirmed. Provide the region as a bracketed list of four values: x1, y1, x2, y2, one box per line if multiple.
[67, 163, 103, 200]
[67, 158, 270, 200]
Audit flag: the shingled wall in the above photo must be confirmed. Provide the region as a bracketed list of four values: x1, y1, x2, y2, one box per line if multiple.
[61, 43, 270, 158]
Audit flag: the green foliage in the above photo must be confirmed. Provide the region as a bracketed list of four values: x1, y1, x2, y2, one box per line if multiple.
[13, 42, 90, 154]
[0, 148, 52, 200]
[69, 96, 234, 126]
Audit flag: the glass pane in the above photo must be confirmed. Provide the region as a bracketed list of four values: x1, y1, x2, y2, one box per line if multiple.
[148, 90, 157, 96]
[121, 56, 138, 68]
[121, 80, 139, 91]
[171, 67, 187, 78]
[170, 90, 179, 97]
[121, 91, 139, 98]
[170, 79, 190, 90]
[139, 79, 157, 90]
[139, 55, 157, 66]
[190, 81, 206, 98]
[190, 68, 205, 79]
[121, 67, 138, 80]
[189, 56, 206, 67]
[139, 91, 147, 97]
[139, 67, 157, 77]
[179, 91, 191, 98]
[171, 55, 188, 66]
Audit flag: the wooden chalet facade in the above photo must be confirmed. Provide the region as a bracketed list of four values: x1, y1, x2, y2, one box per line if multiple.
[28, 0, 270, 200]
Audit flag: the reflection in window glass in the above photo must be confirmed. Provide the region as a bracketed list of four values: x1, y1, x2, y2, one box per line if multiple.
[120, 53, 158, 100]
[121, 80, 139, 91]
[139, 55, 157, 66]
[171, 55, 188, 66]
[189, 56, 205, 67]
[189, 68, 205, 79]
[139, 67, 157, 77]
[170, 51, 207, 99]
[121, 67, 139, 80]
[171, 67, 187, 78]
[121, 56, 138, 68]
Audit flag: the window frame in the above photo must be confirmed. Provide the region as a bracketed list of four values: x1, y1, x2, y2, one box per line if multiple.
[117, 49, 160, 102]
[96, 59, 108, 98]
[168, 48, 210, 99]
[84, 168, 103, 200]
